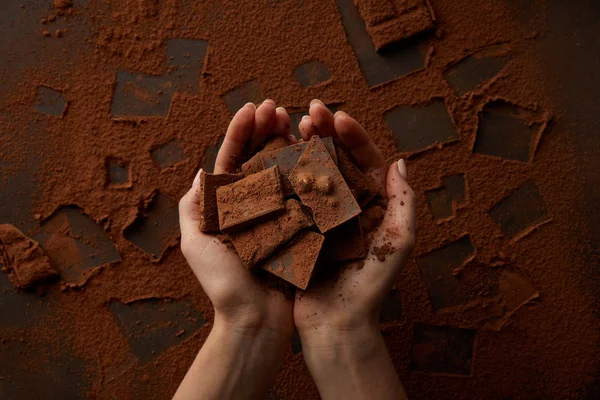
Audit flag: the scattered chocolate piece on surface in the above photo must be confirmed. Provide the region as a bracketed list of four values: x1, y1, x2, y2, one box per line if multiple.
[289, 136, 361, 233]
[216, 165, 285, 233]
[335, 147, 379, 207]
[323, 217, 367, 263]
[0, 224, 59, 289]
[229, 199, 314, 268]
[260, 230, 325, 290]
[198, 171, 243, 232]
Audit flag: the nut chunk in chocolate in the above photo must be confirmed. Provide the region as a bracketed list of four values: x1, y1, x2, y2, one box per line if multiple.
[198, 171, 243, 232]
[216, 165, 285, 233]
[0, 224, 59, 289]
[229, 199, 314, 268]
[289, 136, 361, 233]
[260, 230, 324, 290]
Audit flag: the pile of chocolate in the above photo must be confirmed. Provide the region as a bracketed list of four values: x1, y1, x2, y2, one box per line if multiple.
[198, 135, 384, 289]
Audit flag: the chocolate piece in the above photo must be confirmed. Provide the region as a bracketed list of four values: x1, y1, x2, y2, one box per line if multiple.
[323, 217, 367, 263]
[198, 171, 243, 232]
[261, 136, 337, 196]
[289, 136, 361, 233]
[229, 199, 314, 268]
[216, 165, 285, 233]
[262, 135, 289, 152]
[241, 152, 265, 176]
[260, 230, 324, 290]
[335, 147, 379, 207]
[359, 203, 386, 233]
[0, 224, 59, 289]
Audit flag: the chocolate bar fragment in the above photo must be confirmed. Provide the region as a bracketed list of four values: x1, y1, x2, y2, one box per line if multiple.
[0, 224, 59, 289]
[289, 136, 361, 233]
[335, 147, 379, 207]
[262, 136, 337, 196]
[242, 136, 290, 176]
[198, 171, 243, 232]
[260, 230, 324, 290]
[356, 0, 435, 51]
[216, 165, 285, 233]
[229, 199, 314, 268]
[323, 217, 367, 263]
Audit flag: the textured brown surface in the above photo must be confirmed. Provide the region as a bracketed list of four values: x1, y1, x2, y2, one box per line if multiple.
[197, 171, 242, 232]
[335, 146, 379, 207]
[216, 166, 285, 233]
[322, 217, 367, 263]
[259, 230, 325, 290]
[289, 136, 361, 233]
[0, 0, 599, 398]
[0, 224, 58, 289]
[229, 199, 314, 268]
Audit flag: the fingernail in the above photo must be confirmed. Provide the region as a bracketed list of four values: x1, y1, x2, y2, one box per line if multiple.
[193, 168, 203, 187]
[263, 99, 275, 106]
[302, 115, 310, 120]
[334, 110, 347, 118]
[244, 102, 256, 110]
[288, 134, 297, 143]
[276, 106, 286, 113]
[397, 159, 407, 180]
[310, 99, 324, 107]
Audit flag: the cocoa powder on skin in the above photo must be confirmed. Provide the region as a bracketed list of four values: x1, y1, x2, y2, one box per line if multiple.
[0, 0, 597, 399]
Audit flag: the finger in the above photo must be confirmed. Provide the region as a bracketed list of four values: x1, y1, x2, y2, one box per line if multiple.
[273, 106, 292, 138]
[250, 99, 277, 150]
[333, 111, 385, 170]
[333, 110, 387, 192]
[308, 99, 336, 137]
[214, 103, 256, 174]
[362, 161, 416, 289]
[178, 171, 213, 258]
[298, 115, 318, 141]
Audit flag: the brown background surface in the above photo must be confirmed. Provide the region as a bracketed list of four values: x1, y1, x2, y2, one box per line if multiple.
[0, 0, 599, 399]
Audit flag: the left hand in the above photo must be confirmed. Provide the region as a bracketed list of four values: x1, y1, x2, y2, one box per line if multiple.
[178, 99, 295, 337]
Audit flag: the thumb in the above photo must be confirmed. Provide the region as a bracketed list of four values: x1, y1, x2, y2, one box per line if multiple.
[362, 160, 416, 289]
[179, 169, 204, 248]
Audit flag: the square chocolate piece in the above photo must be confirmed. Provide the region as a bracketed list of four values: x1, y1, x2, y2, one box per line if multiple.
[261, 136, 337, 196]
[260, 230, 324, 290]
[289, 136, 361, 233]
[216, 165, 285, 233]
[229, 199, 314, 268]
[198, 171, 243, 232]
[323, 217, 367, 263]
[0, 224, 59, 289]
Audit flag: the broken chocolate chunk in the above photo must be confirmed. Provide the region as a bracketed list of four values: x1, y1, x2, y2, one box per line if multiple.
[260, 230, 324, 290]
[323, 217, 367, 263]
[261, 136, 337, 196]
[335, 147, 379, 207]
[229, 199, 314, 268]
[198, 171, 243, 232]
[289, 136, 361, 233]
[0, 224, 59, 289]
[216, 165, 285, 233]
[241, 153, 265, 176]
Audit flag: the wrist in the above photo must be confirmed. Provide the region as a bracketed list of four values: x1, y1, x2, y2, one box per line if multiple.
[298, 321, 380, 361]
[214, 310, 293, 344]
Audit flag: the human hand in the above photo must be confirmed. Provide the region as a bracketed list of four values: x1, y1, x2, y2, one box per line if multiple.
[178, 100, 295, 336]
[293, 99, 415, 400]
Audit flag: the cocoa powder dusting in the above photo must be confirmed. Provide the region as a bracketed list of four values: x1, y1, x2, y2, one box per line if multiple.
[0, 0, 598, 399]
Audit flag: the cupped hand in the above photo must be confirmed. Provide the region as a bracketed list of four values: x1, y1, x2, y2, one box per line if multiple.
[178, 100, 295, 337]
[294, 99, 417, 335]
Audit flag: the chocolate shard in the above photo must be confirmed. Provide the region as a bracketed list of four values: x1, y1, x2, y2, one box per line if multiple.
[216, 165, 285, 233]
[289, 136, 361, 233]
[198, 171, 243, 232]
[323, 217, 367, 263]
[261, 136, 337, 196]
[241, 153, 265, 176]
[259, 230, 324, 290]
[229, 199, 314, 268]
[0, 224, 59, 289]
[335, 147, 379, 207]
